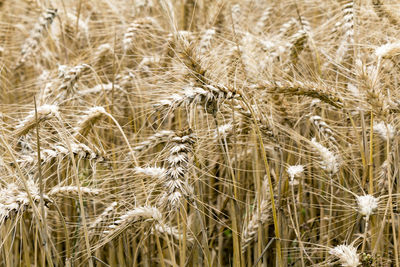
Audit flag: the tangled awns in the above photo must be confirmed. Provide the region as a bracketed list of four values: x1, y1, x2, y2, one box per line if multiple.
[1, 0, 400, 266]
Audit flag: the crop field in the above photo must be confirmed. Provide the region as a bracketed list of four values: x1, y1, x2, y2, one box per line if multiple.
[0, 0, 399, 266]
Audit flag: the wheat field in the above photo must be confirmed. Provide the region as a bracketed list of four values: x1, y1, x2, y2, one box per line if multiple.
[0, 0, 400, 266]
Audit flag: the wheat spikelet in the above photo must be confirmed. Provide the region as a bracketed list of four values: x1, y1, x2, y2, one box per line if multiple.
[226, 46, 243, 82]
[355, 59, 388, 116]
[309, 115, 336, 143]
[155, 83, 238, 115]
[78, 83, 124, 97]
[232, 102, 276, 139]
[70, 142, 103, 159]
[242, 186, 272, 251]
[37, 79, 56, 105]
[231, 4, 242, 31]
[0, 183, 22, 223]
[38, 64, 90, 105]
[198, 28, 216, 55]
[159, 129, 195, 210]
[335, 1, 354, 65]
[56, 64, 90, 100]
[341, 2, 354, 39]
[288, 29, 308, 63]
[40, 148, 57, 162]
[287, 165, 304, 186]
[357, 194, 378, 218]
[255, 7, 272, 34]
[214, 122, 233, 140]
[17, 134, 34, 154]
[132, 130, 174, 153]
[329, 19, 344, 42]
[0, 179, 51, 224]
[278, 18, 298, 38]
[58, 12, 89, 46]
[298, 16, 311, 32]
[133, 166, 167, 179]
[123, 17, 162, 53]
[161, 34, 177, 68]
[74, 106, 106, 140]
[49, 186, 101, 198]
[153, 223, 194, 245]
[329, 244, 360, 267]
[15, 8, 57, 69]
[376, 149, 395, 195]
[179, 42, 210, 84]
[93, 43, 113, 68]
[278, 17, 311, 64]
[15, 104, 59, 136]
[373, 121, 396, 141]
[137, 55, 160, 77]
[259, 80, 343, 108]
[115, 69, 137, 91]
[104, 206, 162, 234]
[89, 202, 118, 230]
[375, 42, 400, 60]
[242, 199, 271, 250]
[310, 137, 341, 175]
[160, 30, 193, 68]
[51, 141, 104, 161]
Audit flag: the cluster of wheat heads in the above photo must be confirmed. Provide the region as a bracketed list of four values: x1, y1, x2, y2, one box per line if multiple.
[1, 0, 400, 266]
